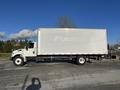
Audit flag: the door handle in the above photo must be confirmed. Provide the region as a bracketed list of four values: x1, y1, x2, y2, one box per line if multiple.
[33, 51, 35, 54]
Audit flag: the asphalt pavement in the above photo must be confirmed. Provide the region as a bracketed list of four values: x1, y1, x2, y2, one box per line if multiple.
[0, 59, 120, 90]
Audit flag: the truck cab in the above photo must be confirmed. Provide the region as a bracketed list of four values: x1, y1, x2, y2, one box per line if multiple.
[11, 42, 36, 66]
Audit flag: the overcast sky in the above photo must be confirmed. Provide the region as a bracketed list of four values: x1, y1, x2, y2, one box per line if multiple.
[0, 0, 120, 43]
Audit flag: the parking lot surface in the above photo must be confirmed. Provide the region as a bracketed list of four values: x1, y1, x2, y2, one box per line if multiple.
[0, 59, 120, 90]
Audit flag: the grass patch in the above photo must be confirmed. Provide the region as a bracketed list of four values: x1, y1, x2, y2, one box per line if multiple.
[0, 53, 11, 60]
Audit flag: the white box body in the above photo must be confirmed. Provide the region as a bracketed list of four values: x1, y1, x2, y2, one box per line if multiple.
[37, 28, 108, 55]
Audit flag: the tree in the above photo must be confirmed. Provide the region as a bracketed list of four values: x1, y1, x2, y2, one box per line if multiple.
[0, 41, 4, 53]
[56, 16, 76, 28]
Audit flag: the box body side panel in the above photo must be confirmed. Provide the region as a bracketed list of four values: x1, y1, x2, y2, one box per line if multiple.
[37, 28, 108, 55]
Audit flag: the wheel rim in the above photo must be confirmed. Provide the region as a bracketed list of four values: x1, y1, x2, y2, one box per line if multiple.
[15, 58, 22, 65]
[79, 57, 85, 64]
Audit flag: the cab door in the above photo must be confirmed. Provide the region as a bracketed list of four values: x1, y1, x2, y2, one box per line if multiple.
[24, 43, 36, 57]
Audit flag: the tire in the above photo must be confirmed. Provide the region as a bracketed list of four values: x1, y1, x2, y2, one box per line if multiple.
[76, 56, 86, 65]
[13, 56, 24, 66]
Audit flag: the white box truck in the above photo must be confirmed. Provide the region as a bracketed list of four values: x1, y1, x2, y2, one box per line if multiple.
[10, 28, 108, 66]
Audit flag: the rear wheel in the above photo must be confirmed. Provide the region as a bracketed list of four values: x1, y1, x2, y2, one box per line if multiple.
[13, 56, 24, 66]
[76, 56, 86, 65]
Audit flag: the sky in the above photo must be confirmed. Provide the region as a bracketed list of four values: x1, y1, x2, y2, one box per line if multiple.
[0, 0, 120, 44]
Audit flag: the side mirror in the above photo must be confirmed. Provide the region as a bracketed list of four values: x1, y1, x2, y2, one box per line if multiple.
[25, 46, 28, 50]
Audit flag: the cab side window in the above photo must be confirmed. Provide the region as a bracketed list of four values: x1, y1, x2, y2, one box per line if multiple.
[29, 43, 34, 48]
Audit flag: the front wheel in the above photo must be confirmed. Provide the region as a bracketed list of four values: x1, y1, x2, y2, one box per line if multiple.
[76, 56, 86, 65]
[13, 56, 24, 66]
